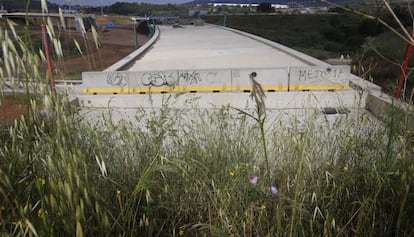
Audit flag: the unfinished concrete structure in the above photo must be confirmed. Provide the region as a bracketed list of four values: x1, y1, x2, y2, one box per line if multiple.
[59, 23, 411, 127]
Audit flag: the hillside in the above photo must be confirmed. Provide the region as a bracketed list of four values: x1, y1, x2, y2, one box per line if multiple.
[185, 0, 359, 6]
[0, 0, 59, 12]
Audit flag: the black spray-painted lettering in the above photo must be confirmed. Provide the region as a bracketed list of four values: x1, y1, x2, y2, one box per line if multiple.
[297, 68, 344, 81]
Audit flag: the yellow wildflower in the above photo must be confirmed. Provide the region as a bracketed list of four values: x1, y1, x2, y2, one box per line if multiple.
[179, 229, 184, 236]
[38, 178, 46, 186]
[343, 165, 349, 172]
[38, 208, 45, 218]
[260, 204, 266, 210]
[229, 171, 235, 177]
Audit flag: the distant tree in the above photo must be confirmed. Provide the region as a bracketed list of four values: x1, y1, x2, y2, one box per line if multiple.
[257, 2, 273, 13]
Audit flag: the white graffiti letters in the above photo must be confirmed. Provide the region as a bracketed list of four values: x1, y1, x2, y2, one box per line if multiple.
[141, 72, 176, 86]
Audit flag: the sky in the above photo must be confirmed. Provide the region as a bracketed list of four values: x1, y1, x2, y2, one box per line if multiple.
[47, 0, 191, 6]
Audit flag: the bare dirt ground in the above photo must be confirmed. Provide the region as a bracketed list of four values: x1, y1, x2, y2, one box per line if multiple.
[0, 97, 29, 124]
[56, 25, 149, 78]
[1, 23, 149, 124]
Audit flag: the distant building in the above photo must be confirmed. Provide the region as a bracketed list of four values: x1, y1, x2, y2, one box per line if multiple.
[209, 3, 288, 8]
[188, 9, 208, 17]
[300, 7, 328, 14]
[62, 9, 79, 14]
[272, 4, 288, 9]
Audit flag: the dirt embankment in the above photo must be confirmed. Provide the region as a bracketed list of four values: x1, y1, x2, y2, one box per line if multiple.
[55, 24, 149, 79]
[1, 21, 149, 124]
[0, 97, 29, 124]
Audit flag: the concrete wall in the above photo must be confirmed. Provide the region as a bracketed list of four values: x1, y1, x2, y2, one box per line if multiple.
[82, 65, 351, 94]
[365, 92, 414, 130]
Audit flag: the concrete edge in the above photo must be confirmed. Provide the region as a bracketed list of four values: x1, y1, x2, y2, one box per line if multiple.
[365, 90, 414, 129]
[68, 97, 79, 107]
[348, 75, 382, 92]
[103, 26, 161, 72]
[348, 73, 413, 127]
[216, 24, 330, 67]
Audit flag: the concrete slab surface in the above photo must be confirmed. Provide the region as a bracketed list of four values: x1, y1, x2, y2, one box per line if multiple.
[73, 23, 405, 127]
[126, 25, 310, 71]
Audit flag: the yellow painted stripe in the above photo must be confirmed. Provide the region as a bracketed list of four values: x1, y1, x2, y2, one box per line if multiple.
[82, 84, 348, 94]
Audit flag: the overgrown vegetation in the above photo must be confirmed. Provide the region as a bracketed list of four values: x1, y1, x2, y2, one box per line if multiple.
[203, 13, 383, 59]
[203, 4, 414, 98]
[1, 85, 414, 236]
[1, 2, 414, 236]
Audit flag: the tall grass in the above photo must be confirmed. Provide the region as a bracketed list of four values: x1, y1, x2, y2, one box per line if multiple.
[1, 4, 414, 237]
[1, 90, 413, 236]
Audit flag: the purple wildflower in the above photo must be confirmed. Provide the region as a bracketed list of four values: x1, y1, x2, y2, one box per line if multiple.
[249, 175, 258, 185]
[271, 186, 278, 195]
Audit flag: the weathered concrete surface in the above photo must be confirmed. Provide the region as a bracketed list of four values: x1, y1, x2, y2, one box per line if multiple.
[366, 91, 414, 129]
[79, 90, 362, 110]
[74, 24, 412, 126]
[125, 25, 311, 71]
[81, 66, 351, 94]
[80, 24, 353, 98]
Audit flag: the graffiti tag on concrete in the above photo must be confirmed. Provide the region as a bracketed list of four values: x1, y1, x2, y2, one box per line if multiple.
[292, 67, 348, 81]
[178, 71, 202, 85]
[107, 72, 128, 87]
[141, 72, 176, 86]
[139, 70, 212, 87]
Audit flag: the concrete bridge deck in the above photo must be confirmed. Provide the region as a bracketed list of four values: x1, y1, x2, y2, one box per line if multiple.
[67, 23, 407, 125]
[125, 25, 311, 71]
[81, 24, 355, 95]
